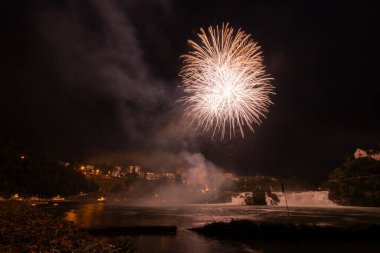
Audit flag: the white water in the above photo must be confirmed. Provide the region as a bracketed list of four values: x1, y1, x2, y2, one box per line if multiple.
[231, 191, 338, 207]
[276, 191, 337, 207]
[230, 192, 252, 205]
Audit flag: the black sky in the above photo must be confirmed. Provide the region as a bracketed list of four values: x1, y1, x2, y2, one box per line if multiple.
[1, 0, 379, 183]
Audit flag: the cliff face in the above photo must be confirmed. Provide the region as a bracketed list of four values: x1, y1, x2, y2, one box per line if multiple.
[326, 157, 380, 207]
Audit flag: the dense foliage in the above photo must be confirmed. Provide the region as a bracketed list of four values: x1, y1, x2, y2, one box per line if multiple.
[326, 157, 380, 206]
[0, 143, 99, 197]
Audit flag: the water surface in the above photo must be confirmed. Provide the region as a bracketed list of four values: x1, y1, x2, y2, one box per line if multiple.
[44, 202, 380, 253]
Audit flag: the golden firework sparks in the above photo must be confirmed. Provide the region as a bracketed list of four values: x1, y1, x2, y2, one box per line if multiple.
[179, 23, 274, 139]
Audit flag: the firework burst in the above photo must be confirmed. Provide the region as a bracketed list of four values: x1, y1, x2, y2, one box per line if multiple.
[179, 23, 274, 139]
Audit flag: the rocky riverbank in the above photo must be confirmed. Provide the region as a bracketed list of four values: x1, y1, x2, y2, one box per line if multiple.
[0, 201, 133, 252]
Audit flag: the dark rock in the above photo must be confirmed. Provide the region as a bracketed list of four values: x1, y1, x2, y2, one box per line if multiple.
[88, 226, 177, 236]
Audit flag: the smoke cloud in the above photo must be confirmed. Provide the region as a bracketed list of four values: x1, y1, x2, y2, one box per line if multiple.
[36, 0, 174, 149]
[32, 0, 231, 196]
[127, 152, 233, 205]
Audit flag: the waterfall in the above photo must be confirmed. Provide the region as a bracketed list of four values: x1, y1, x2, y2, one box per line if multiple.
[230, 191, 338, 207]
[230, 192, 251, 205]
[275, 191, 337, 207]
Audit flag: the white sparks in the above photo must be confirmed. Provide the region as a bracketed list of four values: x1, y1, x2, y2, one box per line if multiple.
[179, 23, 274, 139]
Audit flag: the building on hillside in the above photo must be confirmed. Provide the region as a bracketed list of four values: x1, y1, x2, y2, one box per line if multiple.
[111, 166, 122, 177]
[162, 172, 175, 183]
[175, 168, 187, 184]
[78, 165, 101, 176]
[134, 166, 144, 178]
[354, 148, 380, 161]
[121, 167, 132, 177]
[146, 172, 161, 181]
[59, 161, 70, 167]
[128, 165, 144, 178]
[85, 165, 94, 171]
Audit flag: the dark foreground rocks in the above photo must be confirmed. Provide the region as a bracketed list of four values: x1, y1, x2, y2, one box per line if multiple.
[190, 219, 380, 243]
[0, 201, 133, 252]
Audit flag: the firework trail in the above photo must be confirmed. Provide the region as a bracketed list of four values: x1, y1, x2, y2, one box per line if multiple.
[179, 23, 274, 139]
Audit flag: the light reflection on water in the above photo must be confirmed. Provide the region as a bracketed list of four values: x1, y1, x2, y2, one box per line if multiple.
[47, 203, 380, 253]
[64, 203, 106, 228]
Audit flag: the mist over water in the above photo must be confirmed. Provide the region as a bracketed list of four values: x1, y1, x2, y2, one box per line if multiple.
[152, 167, 225, 204]
[118, 151, 233, 205]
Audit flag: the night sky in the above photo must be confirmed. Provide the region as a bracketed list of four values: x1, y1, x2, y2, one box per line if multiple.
[1, 0, 379, 183]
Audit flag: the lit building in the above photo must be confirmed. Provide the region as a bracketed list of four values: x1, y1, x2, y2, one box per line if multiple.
[59, 161, 70, 167]
[85, 165, 94, 171]
[120, 167, 130, 177]
[146, 172, 161, 181]
[354, 148, 380, 161]
[111, 166, 122, 177]
[128, 165, 144, 178]
[136, 167, 145, 178]
[162, 172, 175, 183]
[78, 164, 102, 176]
[175, 168, 187, 184]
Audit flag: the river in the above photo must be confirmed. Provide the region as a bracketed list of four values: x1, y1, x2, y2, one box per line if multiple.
[43, 191, 380, 253]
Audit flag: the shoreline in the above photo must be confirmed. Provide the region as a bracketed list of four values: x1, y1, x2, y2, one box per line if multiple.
[0, 200, 133, 252]
[3, 193, 380, 209]
[189, 219, 380, 243]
